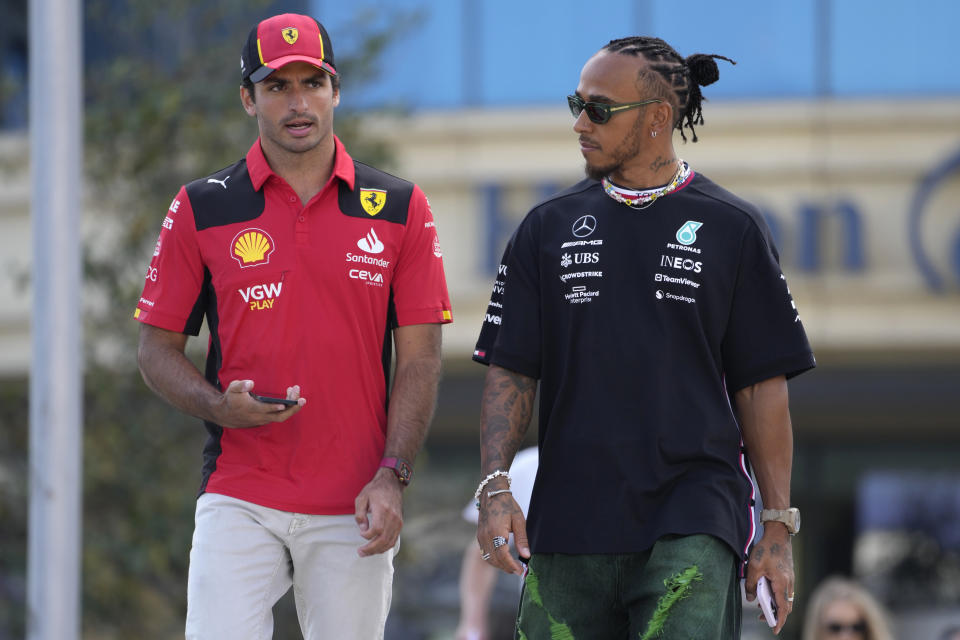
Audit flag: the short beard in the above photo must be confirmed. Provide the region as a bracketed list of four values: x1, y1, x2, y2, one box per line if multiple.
[582, 112, 646, 182]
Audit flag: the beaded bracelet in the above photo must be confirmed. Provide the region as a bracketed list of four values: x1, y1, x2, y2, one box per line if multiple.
[473, 470, 512, 508]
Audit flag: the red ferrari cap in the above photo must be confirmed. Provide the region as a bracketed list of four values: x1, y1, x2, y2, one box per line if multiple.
[241, 13, 337, 83]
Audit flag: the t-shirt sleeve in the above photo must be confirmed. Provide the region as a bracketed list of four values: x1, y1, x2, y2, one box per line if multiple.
[487, 214, 542, 379]
[133, 188, 209, 335]
[721, 220, 815, 391]
[391, 184, 453, 326]
[472, 239, 513, 365]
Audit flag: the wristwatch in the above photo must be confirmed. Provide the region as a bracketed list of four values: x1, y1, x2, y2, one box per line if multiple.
[379, 457, 413, 486]
[761, 508, 801, 535]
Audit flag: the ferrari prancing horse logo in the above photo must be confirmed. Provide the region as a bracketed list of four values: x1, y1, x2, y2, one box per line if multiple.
[282, 27, 299, 45]
[360, 189, 387, 216]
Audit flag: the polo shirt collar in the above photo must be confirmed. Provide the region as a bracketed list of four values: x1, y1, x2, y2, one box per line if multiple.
[245, 135, 355, 192]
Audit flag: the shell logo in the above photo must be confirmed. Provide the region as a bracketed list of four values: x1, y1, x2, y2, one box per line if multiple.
[231, 228, 275, 267]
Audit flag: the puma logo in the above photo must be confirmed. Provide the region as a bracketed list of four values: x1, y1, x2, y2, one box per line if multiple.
[207, 176, 230, 189]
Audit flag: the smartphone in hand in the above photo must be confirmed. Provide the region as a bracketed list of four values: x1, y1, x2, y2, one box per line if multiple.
[757, 576, 778, 628]
[249, 393, 298, 407]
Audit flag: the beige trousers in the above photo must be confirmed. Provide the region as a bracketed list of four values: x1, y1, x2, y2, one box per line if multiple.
[185, 492, 396, 640]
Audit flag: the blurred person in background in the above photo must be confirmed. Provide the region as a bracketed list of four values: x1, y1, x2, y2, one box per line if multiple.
[801, 576, 895, 640]
[455, 447, 537, 640]
[472, 35, 815, 639]
[940, 626, 960, 640]
[134, 12, 452, 639]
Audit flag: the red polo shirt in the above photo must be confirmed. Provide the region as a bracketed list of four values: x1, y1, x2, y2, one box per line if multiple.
[135, 137, 452, 513]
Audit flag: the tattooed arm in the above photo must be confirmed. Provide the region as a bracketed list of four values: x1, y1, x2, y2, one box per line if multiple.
[477, 364, 537, 575]
[736, 375, 795, 635]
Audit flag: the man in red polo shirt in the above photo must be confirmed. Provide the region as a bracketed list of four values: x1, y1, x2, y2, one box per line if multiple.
[135, 13, 452, 639]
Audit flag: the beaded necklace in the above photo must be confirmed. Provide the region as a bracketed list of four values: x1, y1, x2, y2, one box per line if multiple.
[601, 160, 692, 210]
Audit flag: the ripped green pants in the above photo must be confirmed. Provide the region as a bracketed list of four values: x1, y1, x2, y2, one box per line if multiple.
[515, 534, 741, 640]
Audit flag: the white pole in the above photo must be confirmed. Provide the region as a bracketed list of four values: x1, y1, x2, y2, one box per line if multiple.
[27, 0, 83, 638]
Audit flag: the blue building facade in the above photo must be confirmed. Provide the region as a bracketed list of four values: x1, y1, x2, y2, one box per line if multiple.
[311, 0, 960, 110]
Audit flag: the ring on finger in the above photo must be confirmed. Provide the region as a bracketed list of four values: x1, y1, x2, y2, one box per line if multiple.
[492, 535, 507, 549]
[481, 552, 491, 561]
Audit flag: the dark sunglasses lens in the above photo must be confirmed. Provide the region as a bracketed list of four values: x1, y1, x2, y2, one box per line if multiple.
[584, 103, 609, 124]
[567, 96, 583, 117]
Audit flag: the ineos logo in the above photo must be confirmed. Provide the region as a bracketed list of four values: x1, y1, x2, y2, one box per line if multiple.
[572, 215, 597, 238]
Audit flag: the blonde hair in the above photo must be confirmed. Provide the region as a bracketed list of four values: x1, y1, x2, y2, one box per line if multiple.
[802, 576, 895, 640]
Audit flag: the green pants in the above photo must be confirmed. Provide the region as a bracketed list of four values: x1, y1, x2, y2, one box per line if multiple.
[515, 534, 741, 640]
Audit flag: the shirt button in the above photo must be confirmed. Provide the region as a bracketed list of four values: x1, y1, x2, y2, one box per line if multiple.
[298, 216, 305, 222]
[289, 196, 297, 202]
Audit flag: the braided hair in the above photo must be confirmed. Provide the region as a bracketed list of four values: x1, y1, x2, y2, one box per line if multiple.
[603, 36, 734, 142]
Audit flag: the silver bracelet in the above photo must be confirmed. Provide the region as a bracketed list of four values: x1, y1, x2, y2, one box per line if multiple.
[487, 488, 513, 499]
[473, 470, 512, 503]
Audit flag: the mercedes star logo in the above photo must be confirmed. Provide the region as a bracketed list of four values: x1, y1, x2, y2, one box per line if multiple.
[572, 214, 597, 238]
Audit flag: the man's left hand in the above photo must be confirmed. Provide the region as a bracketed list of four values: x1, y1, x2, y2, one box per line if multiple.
[354, 468, 404, 557]
[744, 524, 795, 635]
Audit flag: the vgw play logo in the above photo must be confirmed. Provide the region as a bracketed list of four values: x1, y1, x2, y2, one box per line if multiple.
[910, 148, 960, 292]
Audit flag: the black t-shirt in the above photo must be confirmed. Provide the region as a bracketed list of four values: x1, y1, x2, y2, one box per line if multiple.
[473, 171, 815, 560]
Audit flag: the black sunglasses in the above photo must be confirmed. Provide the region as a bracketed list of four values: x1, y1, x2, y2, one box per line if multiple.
[567, 94, 663, 124]
[825, 621, 867, 634]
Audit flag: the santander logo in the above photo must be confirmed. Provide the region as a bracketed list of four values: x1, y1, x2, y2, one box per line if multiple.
[357, 228, 385, 254]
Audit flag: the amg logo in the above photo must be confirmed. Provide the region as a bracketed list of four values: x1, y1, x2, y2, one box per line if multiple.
[238, 282, 283, 310]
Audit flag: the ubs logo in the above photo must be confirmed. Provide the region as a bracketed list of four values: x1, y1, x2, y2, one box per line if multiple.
[910, 148, 960, 292]
[572, 215, 597, 238]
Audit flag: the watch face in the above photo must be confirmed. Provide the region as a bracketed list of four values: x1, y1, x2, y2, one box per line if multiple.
[397, 461, 412, 484]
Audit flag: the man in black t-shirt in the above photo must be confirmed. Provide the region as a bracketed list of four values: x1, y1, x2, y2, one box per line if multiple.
[472, 37, 814, 639]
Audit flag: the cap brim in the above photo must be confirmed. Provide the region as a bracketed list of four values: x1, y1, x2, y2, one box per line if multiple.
[249, 55, 337, 83]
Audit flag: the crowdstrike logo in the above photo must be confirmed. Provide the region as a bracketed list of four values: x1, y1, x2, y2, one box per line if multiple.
[357, 228, 385, 254]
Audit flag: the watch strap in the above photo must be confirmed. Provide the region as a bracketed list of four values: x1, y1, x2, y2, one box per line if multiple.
[379, 456, 413, 486]
[760, 507, 800, 535]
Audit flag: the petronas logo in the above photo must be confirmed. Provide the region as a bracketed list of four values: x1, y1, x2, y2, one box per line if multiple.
[676, 221, 703, 246]
[231, 228, 275, 267]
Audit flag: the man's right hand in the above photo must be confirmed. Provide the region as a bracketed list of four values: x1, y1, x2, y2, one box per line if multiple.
[476, 488, 529, 576]
[216, 380, 305, 428]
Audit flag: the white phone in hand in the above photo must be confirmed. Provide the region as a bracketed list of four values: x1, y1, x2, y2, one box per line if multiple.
[757, 576, 778, 628]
